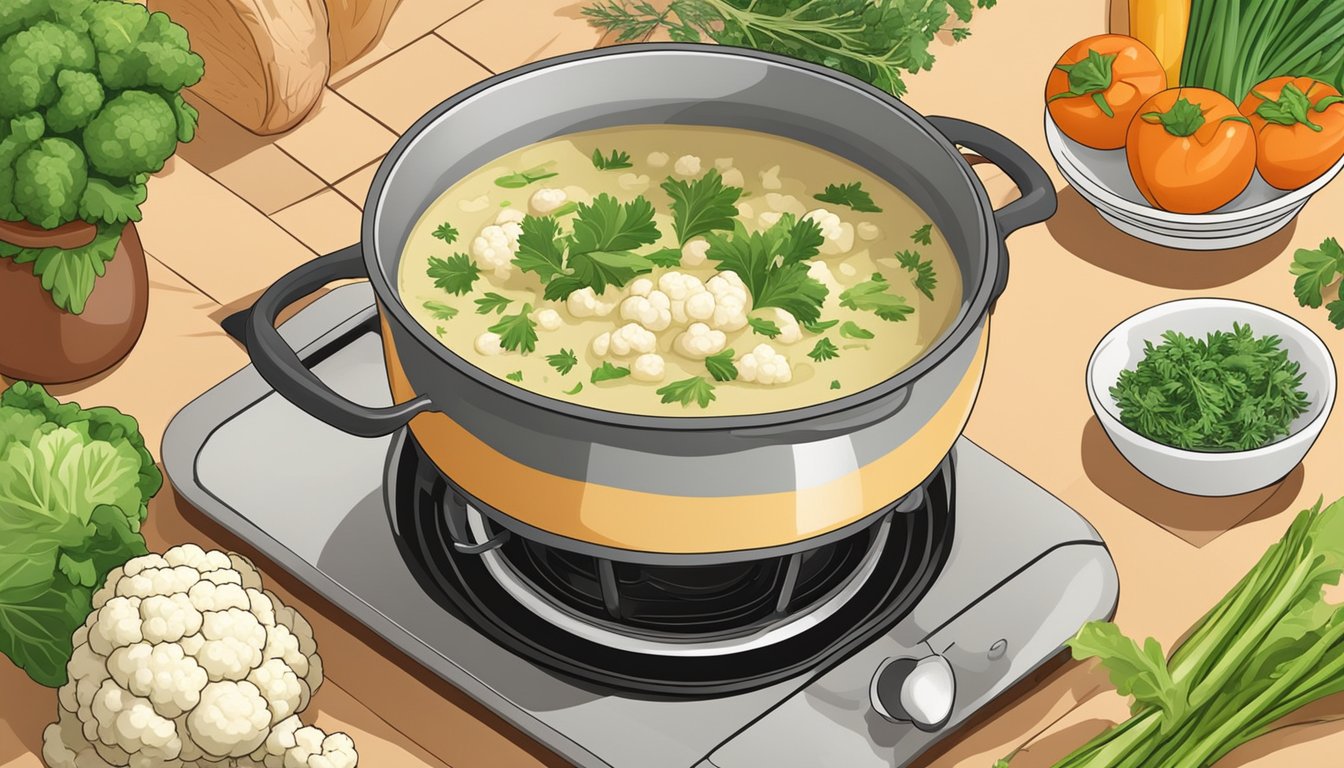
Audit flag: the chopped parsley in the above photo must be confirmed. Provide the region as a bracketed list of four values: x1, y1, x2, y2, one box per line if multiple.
[911, 224, 933, 245]
[495, 164, 558, 188]
[662, 168, 743, 244]
[896, 250, 937, 300]
[830, 379, 842, 390]
[435, 325, 447, 337]
[840, 272, 913, 322]
[487, 304, 538, 354]
[839, 320, 874, 340]
[563, 382, 584, 395]
[426, 253, 480, 295]
[706, 214, 828, 324]
[474, 292, 512, 315]
[808, 338, 840, 362]
[802, 319, 839, 334]
[505, 370, 524, 382]
[546, 348, 579, 375]
[647, 247, 683, 268]
[591, 361, 632, 383]
[432, 221, 459, 243]
[657, 376, 716, 409]
[512, 193, 662, 300]
[591, 148, 634, 170]
[813, 181, 882, 213]
[704, 349, 739, 382]
[422, 300, 458, 321]
[748, 317, 782, 338]
[1290, 236, 1344, 328]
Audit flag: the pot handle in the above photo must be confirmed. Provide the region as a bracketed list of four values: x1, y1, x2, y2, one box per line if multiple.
[245, 244, 433, 437]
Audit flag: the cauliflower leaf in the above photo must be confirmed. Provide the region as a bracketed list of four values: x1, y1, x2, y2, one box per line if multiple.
[10, 221, 120, 313]
[77, 177, 145, 225]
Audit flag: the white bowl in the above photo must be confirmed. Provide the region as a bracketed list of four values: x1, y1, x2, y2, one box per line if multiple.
[1086, 298, 1336, 496]
[1045, 112, 1344, 250]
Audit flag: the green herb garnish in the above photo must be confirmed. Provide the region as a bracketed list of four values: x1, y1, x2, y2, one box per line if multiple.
[514, 215, 568, 282]
[474, 292, 512, 315]
[423, 300, 458, 321]
[591, 361, 632, 383]
[506, 370, 524, 382]
[657, 376, 716, 409]
[896, 250, 937, 300]
[1290, 236, 1344, 328]
[839, 320, 874, 340]
[488, 304, 539, 354]
[813, 181, 882, 213]
[495, 164, 558, 188]
[803, 319, 839, 334]
[704, 349, 739, 382]
[748, 317, 782, 338]
[830, 379, 842, 390]
[427, 253, 480, 296]
[706, 214, 829, 324]
[1110, 323, 1310, 452]
[513, 194, 662, 300]
[662, 168, 743, 245]
[808, 338, 840, 362]
[563, 382, 584, 395]
[647, 247, 683, 268]
[432, 221, 459, 243]
[839, 272, 913, 322]
[547, 348, 579, 375]
[435, 325, 446, 337]
[911, 223, 933, 246]
[592, 148, 634, 170]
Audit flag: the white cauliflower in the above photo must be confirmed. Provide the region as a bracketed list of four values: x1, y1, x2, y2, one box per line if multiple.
[631, 354, 666, 382]
[533, 308, 562, 332]
[474, 332, 503, 356]
[656, 271, 709, 325]
[528, 187, 567, 215]
[738, 344, 793, 385]
[674, 323, 727, 360]
[760, 165, 782, 190]
[43, 544, 357, 768]
[566, 286, 618, 318]
[856, 221, 880, 241]
[803, 208, 855, 256]
[673, 155, 702, 177]
[761, 308, 802, 344]
[470, 213, 524, 279]
[593, 323, 657, 357]
[680, 238, 710, 267]
[494, 207, 525, 225]
[704, 271, 751, 332]
[806, 260, 841, 297]
[646, 151, 669, 168]
[620, 289, 672, 332]
[720, 167, 744, 188]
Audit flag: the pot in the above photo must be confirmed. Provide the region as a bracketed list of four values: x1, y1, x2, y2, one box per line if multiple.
[246, 44, 1056, 556]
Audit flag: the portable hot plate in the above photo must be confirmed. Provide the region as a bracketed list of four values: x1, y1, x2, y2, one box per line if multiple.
[165, 284, 1118, 768]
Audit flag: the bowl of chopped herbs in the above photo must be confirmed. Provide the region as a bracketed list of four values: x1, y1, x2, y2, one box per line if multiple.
[1087, 298, 1335, 496]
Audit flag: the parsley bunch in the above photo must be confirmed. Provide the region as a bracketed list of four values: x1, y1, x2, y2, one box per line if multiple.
[1290, 236, 1344, 328]
[1109, 324, 1310, 452]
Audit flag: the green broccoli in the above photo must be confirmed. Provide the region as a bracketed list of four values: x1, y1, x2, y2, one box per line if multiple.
[89, 7, 202, 92]
[83, 90, 176, 177]
[0, 112, 46, 167]
[44, 69, 102, 133]
[13, 137, 88, 228]
[0, 167, 18, 221]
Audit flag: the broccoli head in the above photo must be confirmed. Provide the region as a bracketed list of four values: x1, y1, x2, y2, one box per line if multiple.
[90, 6, 203, 92]
[44, 69, 102, 133]
[13, 137, 88, 228]
[83, 90, 176, 178]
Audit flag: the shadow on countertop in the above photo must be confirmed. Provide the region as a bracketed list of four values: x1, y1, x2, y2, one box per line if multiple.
[1047, 187, 1295, 290]
[1079, 417, 1305, 548]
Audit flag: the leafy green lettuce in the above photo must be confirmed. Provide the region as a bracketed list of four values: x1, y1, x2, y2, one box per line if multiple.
[0, 381, 159, 687]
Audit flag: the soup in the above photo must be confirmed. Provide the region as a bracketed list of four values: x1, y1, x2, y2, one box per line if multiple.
[397, 125, 963, 417]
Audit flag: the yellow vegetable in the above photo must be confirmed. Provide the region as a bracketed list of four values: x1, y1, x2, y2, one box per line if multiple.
[1128, 0, 1190, 86]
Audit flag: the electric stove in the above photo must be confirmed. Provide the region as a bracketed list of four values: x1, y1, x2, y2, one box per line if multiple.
[164, 283, 1118, 768]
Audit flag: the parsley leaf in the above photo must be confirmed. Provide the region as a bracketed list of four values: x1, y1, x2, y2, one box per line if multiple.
[647, 247, 683, 268]
[564, 382, 584, 395]
[488, 304, 539, 354]
[1290, 237, 1344, 309]
[514, 215, 568, 282]
[495, 164, 558, 188]
[840, 273, 914, 322]
[830, 379, 842, 390]
[592, 148, 633, 170]
[423, 300, 458, 321]
[591, 361, 632, 383]
[662, 168, 743, 244]
[839, 320, 874, 340]
[657, 376, 716, 409]
[704, 349, 738, 382]
[426, 253, 480, 296]
[950, 26, 971, 41]
[474, 292, 513, 315]
[435, 325, 447, 338]
[706, 215, 829, 324]
[547, 348, 579, 375]
[506, 370, 524, 382]
[813, 181, 882, 213]
[748, 317, 782, 338]
[808, 338, 840, 362]
[803, 319, 839, 334]
[911, 224, 933, 245]
[896, 250, 938, 300]
[1329, 288, 1344, 330]
[432, 221, 459, 243]
[561, 193, 661, 296]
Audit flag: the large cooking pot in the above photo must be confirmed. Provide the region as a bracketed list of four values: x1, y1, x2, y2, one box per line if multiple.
[246, 44, 1056, 557]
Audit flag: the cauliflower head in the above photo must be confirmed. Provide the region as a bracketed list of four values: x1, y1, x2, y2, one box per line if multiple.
[43, 544, 358, 768]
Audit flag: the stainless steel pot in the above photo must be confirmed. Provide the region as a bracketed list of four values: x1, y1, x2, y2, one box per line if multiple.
[246, 44, 1056, 556]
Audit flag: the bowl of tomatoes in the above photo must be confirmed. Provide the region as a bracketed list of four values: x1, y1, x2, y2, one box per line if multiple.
[1044, 34, 1344, 251]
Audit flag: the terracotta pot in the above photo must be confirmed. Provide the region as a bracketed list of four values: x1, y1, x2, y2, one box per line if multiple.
[0, 223, 148, 384]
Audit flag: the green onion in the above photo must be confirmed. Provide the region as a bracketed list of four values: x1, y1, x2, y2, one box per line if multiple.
[1181, 0, 1344, 102]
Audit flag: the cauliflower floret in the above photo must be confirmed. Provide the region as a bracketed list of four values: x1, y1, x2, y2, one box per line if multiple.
[705, 271, 750, 331]
[248, 659, 305, 724]
[627, 277, 654, 297]
[803, 208, 855, 256]
[674, 323, 727, 359]
[631, 354, 666, 382]
[495, 207, 525, 225]
[620, 289, 672, 331]
[108, 642, 208, 718]
[765, 193, 805, 216]
[474, 332, 503, 356]
[658, 271, 708, 325]
[618, 173, 650, 192]
[533, 308, 562, 331]
[591, 332, 611, 357]
[681, 238, 710, 267]
[528, 187, 567, 215]
[256, 716, 358, 768]
[194, 609, 267, 681]
[42, 712, 102, 768]
[162, 545, 234, 574]
[763, 308, 803, 344]
[566, 286, 617, 318]
[720, 167, 744, 187]
[88, 597, 144, 657]
[116, 565, 200, 599]
[673, 154, 701, 177]
[857, 221, 880, 241]
[470, 220, 523, 278]
[187, 580, 250, 613]
[91, 680, 182, 762]
[186, 681, 271, 758]
[738, 344, 793, 385]
[760, 165, 782, 190]
[598, 323, 658, 357]
[806, 260, 841, 297]
[646, 151, 669, 168]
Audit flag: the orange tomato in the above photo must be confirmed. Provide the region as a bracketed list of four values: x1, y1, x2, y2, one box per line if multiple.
[1046, 34, 1166, 149]
[1126, 88, 1257, 214]
[1239, 76, 1344, 190]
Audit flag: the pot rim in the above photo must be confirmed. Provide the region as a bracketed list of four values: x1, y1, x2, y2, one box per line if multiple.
[362, 43, 1001, 432]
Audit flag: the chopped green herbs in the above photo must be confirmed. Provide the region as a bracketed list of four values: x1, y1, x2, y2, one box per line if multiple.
[706, 214, 828, 324]
[432, 221, 459, 243]
[839, 273, 914, 322]
[704, 349, 739, 382]
[657, 376, 716, 409]
[591, 361, 632, 383]
[808, 338, 840, 362]
[1110, 324, 1311, 452]
[495, 164, 558, 188]
[830, 379, 842, 390]
[422, 300, 459, 321]
[839, 320, 874, 340]
[513, 194, 662, 300]
[547, 348, 579, 375]
[488, 304, 539, 354]
[506, 370, 524, 382]
[427, 253, 480, 296]
[435, 325, 447, 337]
[802, 319, 839, 334]
[591, 148, 634, 170]
[474, 292, 512, 315]
[563, 382, 585, 395]
[662, 168, 743, 244]
[647, 247, 683, 268]
[1290, 236, 1344, 328]
[896, 250, 937, 300]
[813, 181, 882, 213]
[911, 224, 933, 245]
[748, 317, 782, 338]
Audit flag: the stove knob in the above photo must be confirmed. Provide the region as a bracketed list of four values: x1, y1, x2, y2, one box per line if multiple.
[870, 654, 955, 732]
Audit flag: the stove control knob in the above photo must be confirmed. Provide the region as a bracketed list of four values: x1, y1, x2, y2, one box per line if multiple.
[870, 654, 955, 732]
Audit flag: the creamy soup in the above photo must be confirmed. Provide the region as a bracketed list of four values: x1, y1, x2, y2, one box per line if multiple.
[397, 125, 963, 417]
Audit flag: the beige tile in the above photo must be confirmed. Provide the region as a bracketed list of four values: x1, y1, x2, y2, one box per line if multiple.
[174, 92, 270, 174]
[137, 157, 317, 306]
[330, 0, 484, 85]
[272, 189, 364, 256]
[436, 0, 608, 73]
[275, 89, 398, 182]
[335, 158, 384, 209]
[208, 144, 327, 215]
[337, 35, 491, 133]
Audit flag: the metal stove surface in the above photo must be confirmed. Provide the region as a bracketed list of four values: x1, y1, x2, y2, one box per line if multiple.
[164, 284, 1118, 768]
